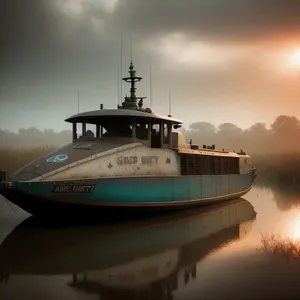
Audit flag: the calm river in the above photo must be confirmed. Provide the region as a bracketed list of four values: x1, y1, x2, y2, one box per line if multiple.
[1, 185, 300, 300]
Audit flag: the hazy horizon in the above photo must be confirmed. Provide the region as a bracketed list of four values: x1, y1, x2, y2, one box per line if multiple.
[2, 0, 300, 132]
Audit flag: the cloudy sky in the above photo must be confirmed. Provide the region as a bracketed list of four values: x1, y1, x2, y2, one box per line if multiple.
[1, 0, 300, 132]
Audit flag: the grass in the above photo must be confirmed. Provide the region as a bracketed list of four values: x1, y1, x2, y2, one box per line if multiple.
[253, 152, 300, 186]
[261, 234, 300, 261]
[0, 147, 54, 176]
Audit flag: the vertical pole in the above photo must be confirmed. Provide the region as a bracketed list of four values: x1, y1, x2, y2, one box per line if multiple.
[130, 35, 132, 62]
[96, 125, 100, 138]
[72, 123, 77, 141]
[77, 91, 80, 114]
[168, 123, 172, 148]
[148, 123, 152, 147]
[82, 122, 86, 137]
[100, 104, 103, 137]
[132, 118, 136, 140]
[118, 68, 120, 106]
[168, 90, 172, 117]
[150, 66, 152, 108]
[120, 35, 123, 103]
[160, 121, 164, 147]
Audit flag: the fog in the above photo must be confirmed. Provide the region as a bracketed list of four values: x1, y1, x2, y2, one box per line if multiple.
[2, 1, 300, 132]
[0, 114, 298, 155]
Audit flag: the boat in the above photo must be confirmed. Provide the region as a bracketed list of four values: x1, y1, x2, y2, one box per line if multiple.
[0, 61, 256, 218]
[0, 199, 256, 298]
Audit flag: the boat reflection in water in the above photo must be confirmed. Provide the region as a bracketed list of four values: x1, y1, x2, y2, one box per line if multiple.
[0, 198, 256, 299]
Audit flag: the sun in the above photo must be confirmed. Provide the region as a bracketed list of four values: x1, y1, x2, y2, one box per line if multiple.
[292, 220, 300, 239]
[288, 48, 300, 69]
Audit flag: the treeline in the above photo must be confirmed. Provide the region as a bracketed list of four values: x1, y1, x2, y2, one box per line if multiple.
[1, 115, 300, 153]
[181, 115, 300, 154]
[0, 128, 72, 149]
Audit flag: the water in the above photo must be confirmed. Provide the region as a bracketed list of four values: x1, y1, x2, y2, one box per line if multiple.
[1, 186, 300, 299]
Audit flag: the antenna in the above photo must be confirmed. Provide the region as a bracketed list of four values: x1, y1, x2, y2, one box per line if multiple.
[168, 90, 172, 117]
[77, 91, 80, 114]
[150, 66, 152, 108]
[117, 67, 120, 106]
[129, 35, 132, 62]
[120, 35, 123, 103]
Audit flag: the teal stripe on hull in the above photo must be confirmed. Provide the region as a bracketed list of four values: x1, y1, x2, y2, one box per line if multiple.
[13, 172, 254, 205]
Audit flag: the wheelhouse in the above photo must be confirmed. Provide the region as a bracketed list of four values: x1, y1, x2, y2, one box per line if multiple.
[65, 109, 182, 150]
[65, 61, 183, 150]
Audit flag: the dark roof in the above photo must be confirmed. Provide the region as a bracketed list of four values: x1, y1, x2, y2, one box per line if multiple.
[65, 109, 182, 124]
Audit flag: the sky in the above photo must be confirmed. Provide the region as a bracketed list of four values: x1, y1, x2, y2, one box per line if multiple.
[1, 0, 300, 132]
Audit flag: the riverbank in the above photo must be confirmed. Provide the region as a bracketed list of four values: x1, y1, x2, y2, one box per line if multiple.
[253, 153, 300, 187]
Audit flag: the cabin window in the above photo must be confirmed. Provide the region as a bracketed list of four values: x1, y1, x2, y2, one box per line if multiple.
[136, 120, 149, 140]
[150, 122, 173, 149]
[85, 124, 96, 139]
[71, 118, 175, 148]
[180, 154, 239, 175]
[102, 123, 132, 138]
[74, 123, 102, 141]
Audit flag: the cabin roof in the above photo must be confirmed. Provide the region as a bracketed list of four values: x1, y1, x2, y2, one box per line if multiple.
[65, 109, 182, 124]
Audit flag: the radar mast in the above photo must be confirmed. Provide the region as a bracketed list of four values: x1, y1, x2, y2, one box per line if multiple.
[118, 61, 146, 110]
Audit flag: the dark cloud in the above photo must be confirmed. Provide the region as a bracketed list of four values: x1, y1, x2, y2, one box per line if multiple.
[109, 0, 300, 41]
[1, 0, 300, 132]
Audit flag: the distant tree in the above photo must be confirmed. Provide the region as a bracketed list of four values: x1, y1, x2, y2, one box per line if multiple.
[245, 123, 270, 153]
[271, 115, 300, 134]
[2, 114, 300, 153]
[189, 122, 216, 135]
[216, 123, 244, 151]
[187, 122, 216, 146]
[218, 123, 243, 135]
[270, 115, 300, 152]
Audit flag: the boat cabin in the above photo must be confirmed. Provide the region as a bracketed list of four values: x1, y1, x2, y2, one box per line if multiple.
[65, 61, 183, 150]
[65, 109, 183, 150]
[64, 61, 251, 178]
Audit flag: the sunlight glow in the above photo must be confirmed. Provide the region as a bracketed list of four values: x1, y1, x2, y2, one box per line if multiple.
[276, 47, 300, 74]
[144, 33, 256, 70]
[289, 48, 300, 69]
[291, 219, 300, 239]
[55, 0, 119, 17]
[288, 48, 300, 69]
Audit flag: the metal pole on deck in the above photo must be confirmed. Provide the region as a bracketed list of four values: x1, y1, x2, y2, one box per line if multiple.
[100, 104, 103, 137]
[77, 91, 80, 114]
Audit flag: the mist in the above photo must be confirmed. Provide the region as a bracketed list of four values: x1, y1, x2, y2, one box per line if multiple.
[2, 0, 300, 132]
[0, 114, 299, 155]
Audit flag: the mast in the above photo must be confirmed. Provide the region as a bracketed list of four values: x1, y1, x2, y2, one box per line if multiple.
[119, 61, 146, 110]
[117, 68, 120, 105]
[77, 91, 80, 114]
[120, 35, 123, 106]
[150, 66, 152, 108]
[168, 90, 172, 117]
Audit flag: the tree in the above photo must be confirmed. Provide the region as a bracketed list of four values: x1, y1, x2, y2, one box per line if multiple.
[270, 115, 300, 152]
[189, 122, 216, 135]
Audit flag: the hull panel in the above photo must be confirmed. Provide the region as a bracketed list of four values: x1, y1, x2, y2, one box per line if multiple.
[0, 172, 255, 218]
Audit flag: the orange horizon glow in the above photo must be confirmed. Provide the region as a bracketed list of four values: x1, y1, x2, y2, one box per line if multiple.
[287, 48, 300, 69]
[292, 219, 300, 240]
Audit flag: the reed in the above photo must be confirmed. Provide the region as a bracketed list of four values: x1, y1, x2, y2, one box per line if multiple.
[253, 152, 300, 186]
[261, 234, 300, 260]
[0, 147, 54, 176]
